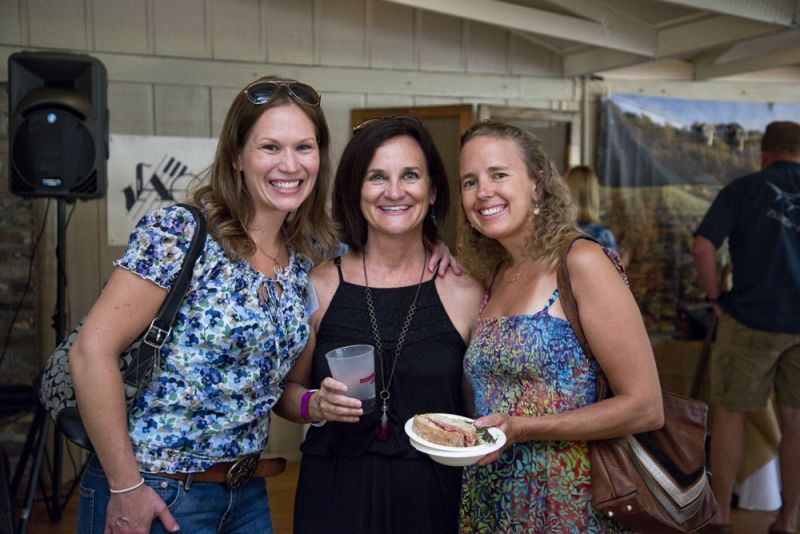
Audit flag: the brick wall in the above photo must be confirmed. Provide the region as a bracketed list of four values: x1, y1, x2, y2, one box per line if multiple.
[0, 81, 40, 464]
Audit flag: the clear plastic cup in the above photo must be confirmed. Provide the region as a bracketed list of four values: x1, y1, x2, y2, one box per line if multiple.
[324, 344, 376, 414]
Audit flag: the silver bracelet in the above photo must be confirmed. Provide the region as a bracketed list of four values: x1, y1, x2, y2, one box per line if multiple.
[109, 477, 145, 494]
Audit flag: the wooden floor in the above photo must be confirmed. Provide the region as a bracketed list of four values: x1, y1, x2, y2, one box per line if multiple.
[21, 462, 781, 533]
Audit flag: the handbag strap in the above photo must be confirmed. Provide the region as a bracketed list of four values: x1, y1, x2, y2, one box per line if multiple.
[556, 235, 612, 399]
[556, 235, 596, 359]
[140, 203, 207, 348]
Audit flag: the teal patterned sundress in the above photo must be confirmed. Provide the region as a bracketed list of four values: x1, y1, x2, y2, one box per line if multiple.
[460, 288, 628, 534]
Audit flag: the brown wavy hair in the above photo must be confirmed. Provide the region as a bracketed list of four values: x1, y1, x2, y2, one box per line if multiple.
[457, 121, 579, 283]
[192, 75, 335, 263]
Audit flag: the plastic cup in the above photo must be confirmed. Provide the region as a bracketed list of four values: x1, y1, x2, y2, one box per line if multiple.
[324, 344, 376, 414]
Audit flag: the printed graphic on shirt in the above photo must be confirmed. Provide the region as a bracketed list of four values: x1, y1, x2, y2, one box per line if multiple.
[766, 181, 800, 232]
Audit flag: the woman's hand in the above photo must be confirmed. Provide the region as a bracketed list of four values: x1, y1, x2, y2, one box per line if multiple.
[426, 240, 465, 277]
[473, 413, 519, 466]
[309, 377, 365, 423]
[105, 485, 178, 533]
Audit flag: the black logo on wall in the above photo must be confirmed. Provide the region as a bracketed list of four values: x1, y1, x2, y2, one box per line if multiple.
[123, 155, 199, 221]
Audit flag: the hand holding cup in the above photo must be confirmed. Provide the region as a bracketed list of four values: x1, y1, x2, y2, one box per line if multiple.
[324, 344, 377, 416]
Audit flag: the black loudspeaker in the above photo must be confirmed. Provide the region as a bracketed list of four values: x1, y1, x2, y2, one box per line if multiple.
[8, 51, 108, 199]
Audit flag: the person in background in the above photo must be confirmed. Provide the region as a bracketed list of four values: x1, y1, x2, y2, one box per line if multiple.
[565, 165, 621, 253]
[692, 120, 800, 534]
[457, 122, 663, 533]
[274, 116, 483, 534]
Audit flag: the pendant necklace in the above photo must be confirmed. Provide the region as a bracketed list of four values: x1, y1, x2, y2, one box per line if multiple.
[254, 240, 283, 273]
[503, 258, 532, 283]
[362, 248, 427, 442]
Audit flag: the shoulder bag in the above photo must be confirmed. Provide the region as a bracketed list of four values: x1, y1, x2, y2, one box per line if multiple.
[556, 236, 718, 533]
[38, 203, 207, 450]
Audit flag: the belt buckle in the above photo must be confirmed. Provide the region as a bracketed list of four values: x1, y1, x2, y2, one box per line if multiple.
[225, 454, 259, 489]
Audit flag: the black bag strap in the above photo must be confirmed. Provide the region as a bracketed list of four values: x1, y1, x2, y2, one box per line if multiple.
[140, 203, 207, 348]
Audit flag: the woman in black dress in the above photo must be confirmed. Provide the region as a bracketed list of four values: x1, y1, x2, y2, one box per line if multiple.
[274, 117, 483, 533]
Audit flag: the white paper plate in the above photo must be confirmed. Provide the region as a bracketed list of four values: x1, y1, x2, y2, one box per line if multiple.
[404, 414, 506, 466]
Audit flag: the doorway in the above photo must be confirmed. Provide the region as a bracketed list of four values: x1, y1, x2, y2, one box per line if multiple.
[477, 105, 581, 175]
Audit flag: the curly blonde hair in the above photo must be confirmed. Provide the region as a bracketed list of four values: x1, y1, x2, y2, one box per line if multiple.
[457, 122, 580, 283]
[192, 75, 336, 263]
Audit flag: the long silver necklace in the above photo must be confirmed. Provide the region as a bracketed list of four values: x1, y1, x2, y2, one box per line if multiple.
[362, 249, 427, 441]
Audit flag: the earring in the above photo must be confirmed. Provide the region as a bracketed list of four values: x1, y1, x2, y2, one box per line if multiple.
[532, 202, 541, 216]
[428, 210, 437, 226]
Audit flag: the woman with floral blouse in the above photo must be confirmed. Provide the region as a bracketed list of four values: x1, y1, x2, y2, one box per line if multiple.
[69, 76, 336, 534]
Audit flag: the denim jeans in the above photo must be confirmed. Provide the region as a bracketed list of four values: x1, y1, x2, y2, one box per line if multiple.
[77, 455, 273, 534]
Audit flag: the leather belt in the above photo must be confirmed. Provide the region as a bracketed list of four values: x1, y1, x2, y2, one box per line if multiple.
[159, 455, 286, 489]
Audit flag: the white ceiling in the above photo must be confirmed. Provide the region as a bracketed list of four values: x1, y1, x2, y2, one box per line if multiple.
[386, 0, 800, 80]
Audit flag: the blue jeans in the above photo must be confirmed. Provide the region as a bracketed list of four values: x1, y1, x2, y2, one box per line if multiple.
[77, 456, 273, 534]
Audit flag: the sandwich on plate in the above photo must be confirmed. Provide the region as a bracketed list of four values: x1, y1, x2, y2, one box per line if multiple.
[411, 413, 478, 447]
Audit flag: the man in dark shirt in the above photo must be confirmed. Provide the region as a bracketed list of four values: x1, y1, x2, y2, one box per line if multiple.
[693, 121, 800, 534]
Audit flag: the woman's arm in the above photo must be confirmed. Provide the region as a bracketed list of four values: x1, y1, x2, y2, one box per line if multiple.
[69, 267, 179, 532]
[475, 240, 663, 463]
[274, 265, 363, 424]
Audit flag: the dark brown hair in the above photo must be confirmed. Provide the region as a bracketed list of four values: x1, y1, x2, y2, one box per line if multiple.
[333, 117, 449, 251]
[761, 121, 800, 155]
[192, 75, 335, 262]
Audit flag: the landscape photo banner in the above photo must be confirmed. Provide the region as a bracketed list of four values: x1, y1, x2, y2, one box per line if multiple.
[596, 94, 800, 332]
[107, 134, 218, 245]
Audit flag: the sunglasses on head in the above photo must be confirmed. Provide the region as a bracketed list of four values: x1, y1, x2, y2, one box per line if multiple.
[243, 80, 321, 107]
[352, 115, 423, 135]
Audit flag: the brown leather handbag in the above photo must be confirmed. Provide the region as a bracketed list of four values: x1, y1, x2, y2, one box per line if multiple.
[557, 237, 718, 533]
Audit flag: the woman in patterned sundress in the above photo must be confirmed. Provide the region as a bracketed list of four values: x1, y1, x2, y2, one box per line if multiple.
[69, 76, 337, 533]
[456, 122, 664, 533]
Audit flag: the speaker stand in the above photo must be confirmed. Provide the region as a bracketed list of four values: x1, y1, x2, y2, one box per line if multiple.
[11, 199, 82, 533]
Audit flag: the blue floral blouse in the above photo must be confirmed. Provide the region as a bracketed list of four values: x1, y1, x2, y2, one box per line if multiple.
[114, 205, 312, 473]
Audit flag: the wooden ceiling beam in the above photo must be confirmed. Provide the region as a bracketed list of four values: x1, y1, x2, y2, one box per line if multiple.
[657, 0, 799, 26]
[384, 0, 658, 56]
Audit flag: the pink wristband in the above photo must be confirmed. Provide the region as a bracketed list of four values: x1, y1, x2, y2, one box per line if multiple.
[300, 389, 318, 422]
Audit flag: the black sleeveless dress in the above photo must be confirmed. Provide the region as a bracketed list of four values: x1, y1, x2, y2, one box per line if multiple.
[294, 257, 468, 534]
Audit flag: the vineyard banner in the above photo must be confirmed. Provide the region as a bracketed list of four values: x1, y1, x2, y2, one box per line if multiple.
[596, 94, 800, 332]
